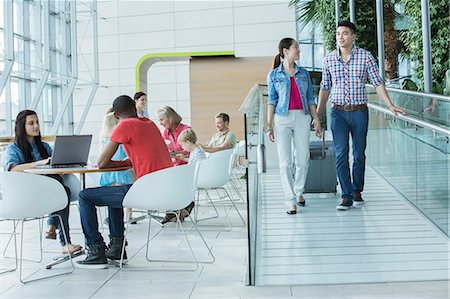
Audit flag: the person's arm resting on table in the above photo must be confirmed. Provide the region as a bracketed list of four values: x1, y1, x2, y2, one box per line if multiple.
[97, 140, 132, 169]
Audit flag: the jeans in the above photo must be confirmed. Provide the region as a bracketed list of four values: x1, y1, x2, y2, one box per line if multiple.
[46, 174, 71, 246]
[274, 110, 311, 205]
[330, 108, 368, 199]
[78, 184, 132, 246]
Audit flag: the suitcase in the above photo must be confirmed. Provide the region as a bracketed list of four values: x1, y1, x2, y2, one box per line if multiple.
[305, 131, 337, 193]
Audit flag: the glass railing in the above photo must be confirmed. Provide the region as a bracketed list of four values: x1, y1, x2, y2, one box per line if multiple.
[367, 85, 450, 127]
[366, 102, 449, 236]
[240, 84, 266, 286]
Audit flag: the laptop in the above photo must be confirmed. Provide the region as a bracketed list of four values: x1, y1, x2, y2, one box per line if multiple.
[36, 135, 92, 168]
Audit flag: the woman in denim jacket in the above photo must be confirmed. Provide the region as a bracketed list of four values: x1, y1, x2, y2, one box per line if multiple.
[267, 38, 322, 215]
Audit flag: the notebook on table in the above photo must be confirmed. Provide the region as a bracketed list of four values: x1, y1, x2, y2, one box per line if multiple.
[35, 135, 92, 168]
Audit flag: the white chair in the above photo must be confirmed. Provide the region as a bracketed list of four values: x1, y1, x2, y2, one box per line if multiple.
[0, 172, 74, 284]
[207, 148, 244, 203]
[120, 164, 215, 271]
[195, 154, 246, 230]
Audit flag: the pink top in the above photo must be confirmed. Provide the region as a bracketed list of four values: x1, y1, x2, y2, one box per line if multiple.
[162, 123, 191, 153]
[162, 123, 191, 166]
[289, 77, 303, 110]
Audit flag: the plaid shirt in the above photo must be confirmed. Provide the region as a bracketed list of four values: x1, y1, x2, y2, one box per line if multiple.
[320, 46, 384, 105]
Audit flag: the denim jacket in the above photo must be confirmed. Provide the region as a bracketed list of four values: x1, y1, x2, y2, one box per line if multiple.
[267, 63, 314, 116]
[4, 141, 52, 171]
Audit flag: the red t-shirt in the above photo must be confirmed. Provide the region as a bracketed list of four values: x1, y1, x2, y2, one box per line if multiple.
[289, 77, 303, 110]
[110, 117, 172, 179]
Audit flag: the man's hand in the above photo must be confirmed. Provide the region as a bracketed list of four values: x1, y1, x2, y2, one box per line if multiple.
[388, 104, 407, 116]
[312, 118, 323, 138]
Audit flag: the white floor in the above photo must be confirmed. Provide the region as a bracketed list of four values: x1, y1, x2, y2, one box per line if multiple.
[256, 167, 450, 288]
[0, 175, 449, 299]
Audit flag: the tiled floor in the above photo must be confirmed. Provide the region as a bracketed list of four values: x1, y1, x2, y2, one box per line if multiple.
[256, 167, 450, 286]
[1, 176, 449, 298]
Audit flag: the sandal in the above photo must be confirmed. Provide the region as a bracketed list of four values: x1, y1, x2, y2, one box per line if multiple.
[161, 213, 176, 224]
[61, 244, 82, 254]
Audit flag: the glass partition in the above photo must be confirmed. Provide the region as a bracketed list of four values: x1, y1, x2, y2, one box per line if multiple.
[367, 86, 450, 127]
[366, 105, 449, 236]
[240, 84, 265, 286]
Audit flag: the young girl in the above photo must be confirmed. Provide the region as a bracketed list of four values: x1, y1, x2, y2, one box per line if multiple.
[4, 110, 82, 254]
[99, 109, 134, 221]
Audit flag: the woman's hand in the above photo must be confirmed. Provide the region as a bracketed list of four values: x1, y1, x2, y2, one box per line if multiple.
[36, 157, 51, 166]
[175, 153, 187, 161]
[312, 118, 323, 138]
[267, 128, 275, 142]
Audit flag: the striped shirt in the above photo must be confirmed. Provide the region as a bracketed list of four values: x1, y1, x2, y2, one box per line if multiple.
[320, 46, 384, 105]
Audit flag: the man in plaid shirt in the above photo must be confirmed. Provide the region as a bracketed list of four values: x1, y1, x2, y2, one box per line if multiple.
[317, 20, 406, 211]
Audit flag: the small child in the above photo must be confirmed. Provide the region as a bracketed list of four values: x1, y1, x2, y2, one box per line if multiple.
[176, 128, 206, 165]
[161, 128, 203, 224]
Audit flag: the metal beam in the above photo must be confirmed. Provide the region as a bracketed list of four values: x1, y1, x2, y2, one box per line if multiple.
[76, 0, 99, 134]
[349, 0, 356, 24]
[50, 0, 78, 135]
[30, 0, 50, 110]
[335, 0, 340, 26]
[0, 1, 14, 95]
[376, 0, 385, 80]
[421, 0, 433, 93]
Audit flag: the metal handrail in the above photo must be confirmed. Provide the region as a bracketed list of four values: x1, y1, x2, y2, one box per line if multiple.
[257, 88, 266, 174]
[369, 84, 450, 103]
[367, 103, 450, 137]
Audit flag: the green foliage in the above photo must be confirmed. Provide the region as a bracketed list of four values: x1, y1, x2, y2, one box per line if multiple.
[290, 0, 378, 60]
[391, 0, 449, 91]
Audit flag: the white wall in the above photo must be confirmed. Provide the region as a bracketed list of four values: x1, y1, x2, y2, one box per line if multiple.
[74, 0, 296, 153]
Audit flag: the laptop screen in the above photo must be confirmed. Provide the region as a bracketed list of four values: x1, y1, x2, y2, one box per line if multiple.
[51, 135, 92, 167]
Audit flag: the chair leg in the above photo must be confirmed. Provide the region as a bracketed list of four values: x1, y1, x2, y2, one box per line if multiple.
[221, 188, 246, 227]
[186, 214, 215, 264]
[194, 189, 220, 223]
[19, 215, 74, 284]
[0, 220, 18, 275]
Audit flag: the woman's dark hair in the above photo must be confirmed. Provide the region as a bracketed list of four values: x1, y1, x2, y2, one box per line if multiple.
[133, 91, 146, 101]
[272, 37, 296, 69]
[14, 109, 49, 163]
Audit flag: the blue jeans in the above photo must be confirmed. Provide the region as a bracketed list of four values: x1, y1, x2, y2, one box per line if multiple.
[46, 174, 71, 246]
[78, 184, 132, 246]
[330, 108, 368, 200]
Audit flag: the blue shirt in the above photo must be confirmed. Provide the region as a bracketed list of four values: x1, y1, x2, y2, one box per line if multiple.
[267, 63, 315, 116]
[188, 146, 206, 165]
[99, 139, 133, 186]
[4, 141, 52, 171]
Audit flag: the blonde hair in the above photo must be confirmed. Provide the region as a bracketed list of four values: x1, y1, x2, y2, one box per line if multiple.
[178, 128, 197, 144]
[99, 108, 119, 142]
[157, 106, 182, 127]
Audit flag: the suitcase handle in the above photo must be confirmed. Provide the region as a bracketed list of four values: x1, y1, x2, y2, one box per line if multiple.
[321, 131, 326, 159]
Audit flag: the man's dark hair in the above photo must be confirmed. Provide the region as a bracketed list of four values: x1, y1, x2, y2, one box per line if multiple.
[337, 20, 356, 34]
[215, 112, 230, 123]
[112, 95, 137, 116]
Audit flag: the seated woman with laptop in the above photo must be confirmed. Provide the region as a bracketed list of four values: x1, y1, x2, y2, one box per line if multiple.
[4, 109, 82, 254]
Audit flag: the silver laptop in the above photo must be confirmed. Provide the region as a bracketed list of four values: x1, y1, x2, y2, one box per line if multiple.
[38, 135, 92, 168]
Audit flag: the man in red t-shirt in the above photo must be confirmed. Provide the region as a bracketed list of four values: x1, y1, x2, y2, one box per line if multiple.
[77, 95, 172, 269]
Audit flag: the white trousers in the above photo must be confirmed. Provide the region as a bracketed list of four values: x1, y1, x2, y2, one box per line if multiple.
[274, 110, 311, 205]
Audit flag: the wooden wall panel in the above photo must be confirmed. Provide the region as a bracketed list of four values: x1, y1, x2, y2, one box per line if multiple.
[190, 56, 272, 144]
